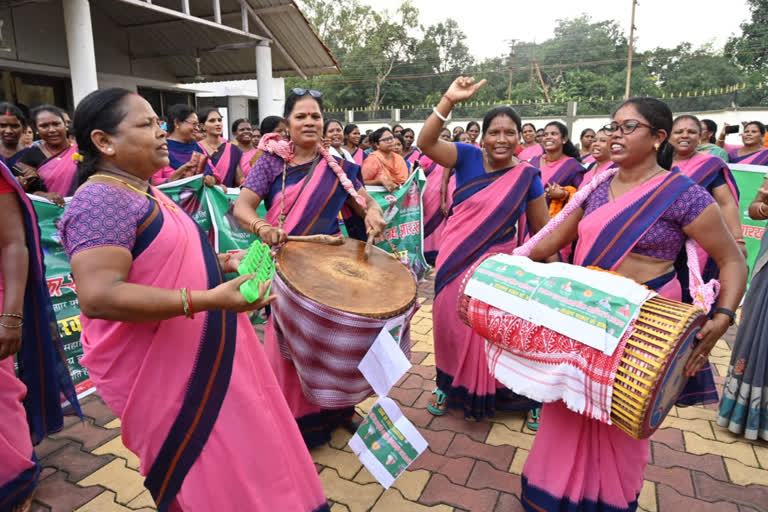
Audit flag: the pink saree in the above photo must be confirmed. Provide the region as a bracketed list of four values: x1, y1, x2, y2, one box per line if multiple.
[240, 148, 258, 177]
[579, 160, 615, 190]
[261, 155, 366, 446]
[37, 144, 78, 196]
[202, 142, 240, 187]
[433, 161, 541, 418]
[522, 171, 695, 512]
[519, 144, 544, 161]
[75, 187, 328, 512]
[419, 154, 452, 266]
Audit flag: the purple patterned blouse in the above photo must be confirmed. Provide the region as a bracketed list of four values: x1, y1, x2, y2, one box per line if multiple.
[60, 184, 151, 257]
[242, 151, 363, 199]
[582, 178, 714, 260]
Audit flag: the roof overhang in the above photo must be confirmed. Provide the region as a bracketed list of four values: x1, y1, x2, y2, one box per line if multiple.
[93, 0, 339, 83]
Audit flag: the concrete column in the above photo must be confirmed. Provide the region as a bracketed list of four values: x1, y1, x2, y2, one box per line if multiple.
[62, 0, 99, 106]
[255, 42, 282, 121]
[565, 101, 578, 140]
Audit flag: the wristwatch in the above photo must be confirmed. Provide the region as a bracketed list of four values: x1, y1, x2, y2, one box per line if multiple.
[714, 307, 736, 326]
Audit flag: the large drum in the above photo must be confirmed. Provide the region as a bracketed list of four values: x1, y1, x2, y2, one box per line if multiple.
[458, 253, 706, 439]
[272, 238, 418, 408]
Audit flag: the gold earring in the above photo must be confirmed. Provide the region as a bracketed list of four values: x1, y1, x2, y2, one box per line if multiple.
[653, 143, 660, 151]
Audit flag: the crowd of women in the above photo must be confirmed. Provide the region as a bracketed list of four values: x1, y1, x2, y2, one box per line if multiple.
[1, 78, 767, 512]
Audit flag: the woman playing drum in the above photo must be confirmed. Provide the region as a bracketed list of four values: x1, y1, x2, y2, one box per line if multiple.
[234, 89, 386, 448]
[60, 89, 330, 512]
[417, 77, 552, 421]
[520, 97, 746, 512]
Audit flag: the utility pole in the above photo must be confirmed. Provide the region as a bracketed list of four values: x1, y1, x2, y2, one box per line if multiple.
[624, 0, 638, 99]
[534, 60, 551, 104]
[529, 43, 535, 95]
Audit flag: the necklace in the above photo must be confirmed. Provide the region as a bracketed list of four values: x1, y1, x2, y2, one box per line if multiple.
[89, 173, 179, 212]
[43, 141, 68, 157]
[608, 168, 666, 201]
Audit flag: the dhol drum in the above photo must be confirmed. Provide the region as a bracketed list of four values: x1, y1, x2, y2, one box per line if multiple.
[458, 253, 706, 439]
[272, 238, 418, 408]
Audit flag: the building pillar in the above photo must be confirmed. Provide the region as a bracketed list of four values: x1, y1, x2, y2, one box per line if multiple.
[565, 101, 578, 139]
[62, 0, 98, 106]
[256, 42, 281, 121]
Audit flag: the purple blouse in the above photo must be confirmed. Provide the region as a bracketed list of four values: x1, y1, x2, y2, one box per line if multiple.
[582, 178, 714, 260]
[242, 151, 363, 199]
[60, 184, 151, 257]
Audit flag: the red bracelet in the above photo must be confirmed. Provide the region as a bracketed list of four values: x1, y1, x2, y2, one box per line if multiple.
[187, 289, 195, 319]
[442, 94, 456, 106]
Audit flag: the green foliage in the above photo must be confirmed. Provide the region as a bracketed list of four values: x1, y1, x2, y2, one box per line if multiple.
[291, 1, 767, 112]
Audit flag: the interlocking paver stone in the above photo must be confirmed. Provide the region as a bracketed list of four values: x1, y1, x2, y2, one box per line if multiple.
[419, 473, 499, 512]
[29, 271, 768, 511]
[32, 470, 102, 512]
[651, 442, 728, 481]
[40, 442, 113, 482]
[466, 460, 522, 495]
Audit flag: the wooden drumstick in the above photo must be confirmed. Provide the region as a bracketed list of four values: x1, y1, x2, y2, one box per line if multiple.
[363, 232, 375, 261]
[286, 235, 344, 246]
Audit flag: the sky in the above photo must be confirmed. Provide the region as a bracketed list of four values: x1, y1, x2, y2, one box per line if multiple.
[368, 0, 753, 60]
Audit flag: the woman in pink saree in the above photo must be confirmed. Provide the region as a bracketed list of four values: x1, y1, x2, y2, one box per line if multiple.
[234, 89, 386, 448]
[417, 77, 551, 420]
[60, 89, 330, 512]
[232, 118, 258, 177]
[579, 128, 615, 189]
[519, 123, 544, 161]
[0, 160, 80, 512]
[197, 108, 243, 187]
[420, 129, 454, 266]
[727, 121, 768, 165]
[16, 106, 76, 200]
[520, 97, 746, 512]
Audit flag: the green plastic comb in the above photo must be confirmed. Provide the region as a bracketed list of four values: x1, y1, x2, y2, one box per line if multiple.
[237, 240, 275, 302]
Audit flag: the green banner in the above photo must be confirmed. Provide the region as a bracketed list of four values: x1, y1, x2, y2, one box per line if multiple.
[29, 196, 95, 400]
[157, 175, 211, 233]
[730, 163, 766, 281]
[366, 169, 429, 280]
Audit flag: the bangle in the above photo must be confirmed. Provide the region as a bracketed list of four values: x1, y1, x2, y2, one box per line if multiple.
[442, 94, 456, 106]
[187, 289, 195, 319]
[0, 313, 22, 320]
[0, 320, 22, 329]
[249, 218, 265, 234]
[714, 307, 736, 326]
[432, 107, 450, 122]
[180, 288, 192, 318]
[256, 224, 272, 238]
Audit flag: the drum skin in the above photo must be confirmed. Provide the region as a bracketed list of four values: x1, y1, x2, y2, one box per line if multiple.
[276, 238, 417, 318]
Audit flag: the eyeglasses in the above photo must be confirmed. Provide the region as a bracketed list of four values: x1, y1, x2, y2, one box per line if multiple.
[602, 120, 653, 135]
[379, 136, 394, 143]
[182, 119, 200, 128]
[291, 88, 323, 98]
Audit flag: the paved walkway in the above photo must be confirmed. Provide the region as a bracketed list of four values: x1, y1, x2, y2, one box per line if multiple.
[29, 275, 768, 511]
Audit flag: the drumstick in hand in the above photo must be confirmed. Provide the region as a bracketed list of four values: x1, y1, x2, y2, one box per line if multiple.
[286, 235, 344, 245]
[363, 232, 375, 261]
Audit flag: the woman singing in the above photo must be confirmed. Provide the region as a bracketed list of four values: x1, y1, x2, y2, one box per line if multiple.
[61, 89, 330, 512]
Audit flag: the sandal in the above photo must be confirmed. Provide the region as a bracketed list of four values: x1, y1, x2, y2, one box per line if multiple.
[526, 407, 541, 431]
[427, 388, 448, 416]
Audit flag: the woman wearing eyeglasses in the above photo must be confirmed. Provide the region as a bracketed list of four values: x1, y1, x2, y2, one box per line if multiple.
[361, 127, 409, 192]
[418, 77, 551, 421]
[152, 104, 217, 186]
[519, 98, 746, 512]
[234, 88, 386, 449]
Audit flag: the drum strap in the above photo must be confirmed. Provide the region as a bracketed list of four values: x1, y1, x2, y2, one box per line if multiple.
[279, 156, 322, 229]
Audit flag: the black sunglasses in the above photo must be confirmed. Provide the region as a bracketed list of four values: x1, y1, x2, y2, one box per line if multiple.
[292, 88, 323, 98]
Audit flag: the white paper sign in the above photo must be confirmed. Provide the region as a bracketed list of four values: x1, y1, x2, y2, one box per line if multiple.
[357, 322, 412, 398]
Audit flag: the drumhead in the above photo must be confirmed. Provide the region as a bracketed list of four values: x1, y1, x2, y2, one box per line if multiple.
[276, 238, 417, 318]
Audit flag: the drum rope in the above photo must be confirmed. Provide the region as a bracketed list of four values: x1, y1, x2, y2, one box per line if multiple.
[512, 168, 718, 311]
